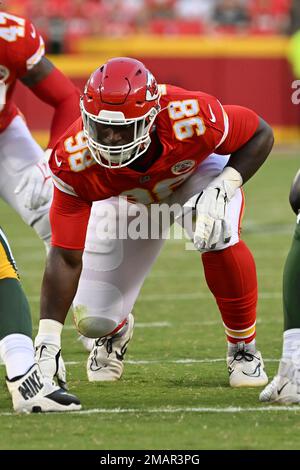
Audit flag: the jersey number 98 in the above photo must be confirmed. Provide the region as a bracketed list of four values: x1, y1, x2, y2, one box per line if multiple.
[168, 99, 206, 141]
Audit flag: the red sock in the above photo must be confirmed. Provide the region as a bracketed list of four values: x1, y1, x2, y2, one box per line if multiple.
[201, 240, 257, 344]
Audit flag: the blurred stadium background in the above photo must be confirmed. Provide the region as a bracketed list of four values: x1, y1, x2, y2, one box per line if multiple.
[3, 0, 300, 147]
[2, 0, 300, 450]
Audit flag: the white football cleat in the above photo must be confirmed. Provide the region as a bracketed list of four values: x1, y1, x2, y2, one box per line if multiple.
[259, 358, 300, 404]
[227, 342, 268, 387]
[35, 341, 68, 390]
[87, 314, 134, 382]
[6, 363, 81, 413]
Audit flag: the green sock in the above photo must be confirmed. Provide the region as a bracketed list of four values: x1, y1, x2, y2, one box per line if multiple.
[283, 221, 300, 330]
[0, 278, 32, 340]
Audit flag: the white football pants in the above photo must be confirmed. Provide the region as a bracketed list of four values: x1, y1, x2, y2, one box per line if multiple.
[73, 153, 244, 337]
[0, 115, 51, 244]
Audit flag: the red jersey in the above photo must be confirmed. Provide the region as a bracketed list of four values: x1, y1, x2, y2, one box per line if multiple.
[0, 11, 44, 131]
[49, 84, 259, 249]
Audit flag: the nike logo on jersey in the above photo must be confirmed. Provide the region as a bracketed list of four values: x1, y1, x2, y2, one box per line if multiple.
[208, 104, 216, 123]
[54, 152, 63, 167]
[30, 24, 36, 39]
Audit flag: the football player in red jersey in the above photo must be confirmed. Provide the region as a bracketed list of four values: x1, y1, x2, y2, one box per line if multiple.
[35, 57, 274, 390]
[0, 11, 80, 248]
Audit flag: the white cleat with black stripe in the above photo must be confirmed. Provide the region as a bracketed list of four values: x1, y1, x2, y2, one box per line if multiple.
[6, 363, 81, 413]
[227, 342, 268, 387]
[259, 358, 300, 404]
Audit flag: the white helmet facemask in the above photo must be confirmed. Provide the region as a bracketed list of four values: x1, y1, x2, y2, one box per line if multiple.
[81, 99, 160, 169]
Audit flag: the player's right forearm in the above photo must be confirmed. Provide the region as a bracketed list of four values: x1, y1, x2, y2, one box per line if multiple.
[40, 246, 83, 324]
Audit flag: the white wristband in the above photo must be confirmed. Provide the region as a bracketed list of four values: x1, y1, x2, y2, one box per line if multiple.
[207, 166, 243, 202]
[210, 166, 243, 191]
[208, 166, 243, 192]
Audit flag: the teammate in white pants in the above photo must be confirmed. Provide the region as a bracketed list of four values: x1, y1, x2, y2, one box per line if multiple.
[0, 10, 80, 245]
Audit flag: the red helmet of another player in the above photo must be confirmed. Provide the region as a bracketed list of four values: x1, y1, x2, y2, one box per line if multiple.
[80, 57, 161, 168]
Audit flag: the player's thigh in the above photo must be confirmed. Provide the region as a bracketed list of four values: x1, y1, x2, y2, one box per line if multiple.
[73, 198, 165, 322]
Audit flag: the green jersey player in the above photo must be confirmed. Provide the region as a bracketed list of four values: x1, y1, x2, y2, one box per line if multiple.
[260, 170, 300, 403]
[0, 226, 81, 413]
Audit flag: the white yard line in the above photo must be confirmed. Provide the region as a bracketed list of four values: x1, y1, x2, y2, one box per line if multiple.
[130, 322, 172, 328]
[31, 317, 284, 331]
[1, 405, 300, 417]
[32, 321, 172, 331]
[0, 357, 279, 367]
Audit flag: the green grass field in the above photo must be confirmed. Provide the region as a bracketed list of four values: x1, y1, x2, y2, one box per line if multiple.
[1, 149, 300, 450]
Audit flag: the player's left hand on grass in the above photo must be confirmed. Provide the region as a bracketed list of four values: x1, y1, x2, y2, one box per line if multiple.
[14, 160, 53, 210]
[184, 167, 243, 250]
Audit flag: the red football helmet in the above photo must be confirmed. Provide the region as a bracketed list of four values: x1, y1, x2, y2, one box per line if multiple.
[80, 57, 161, 168]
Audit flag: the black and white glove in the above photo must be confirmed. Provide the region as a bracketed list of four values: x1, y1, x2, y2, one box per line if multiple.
[35, 340, 68, 391]
[184, 167, 243, 250]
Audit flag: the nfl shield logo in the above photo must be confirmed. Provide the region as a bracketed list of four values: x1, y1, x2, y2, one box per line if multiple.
[171, 160, 196, 175]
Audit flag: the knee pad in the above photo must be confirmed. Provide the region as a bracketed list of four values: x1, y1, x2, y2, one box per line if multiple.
[74, 309, 118, 338]
[73, 280, 125, 338]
